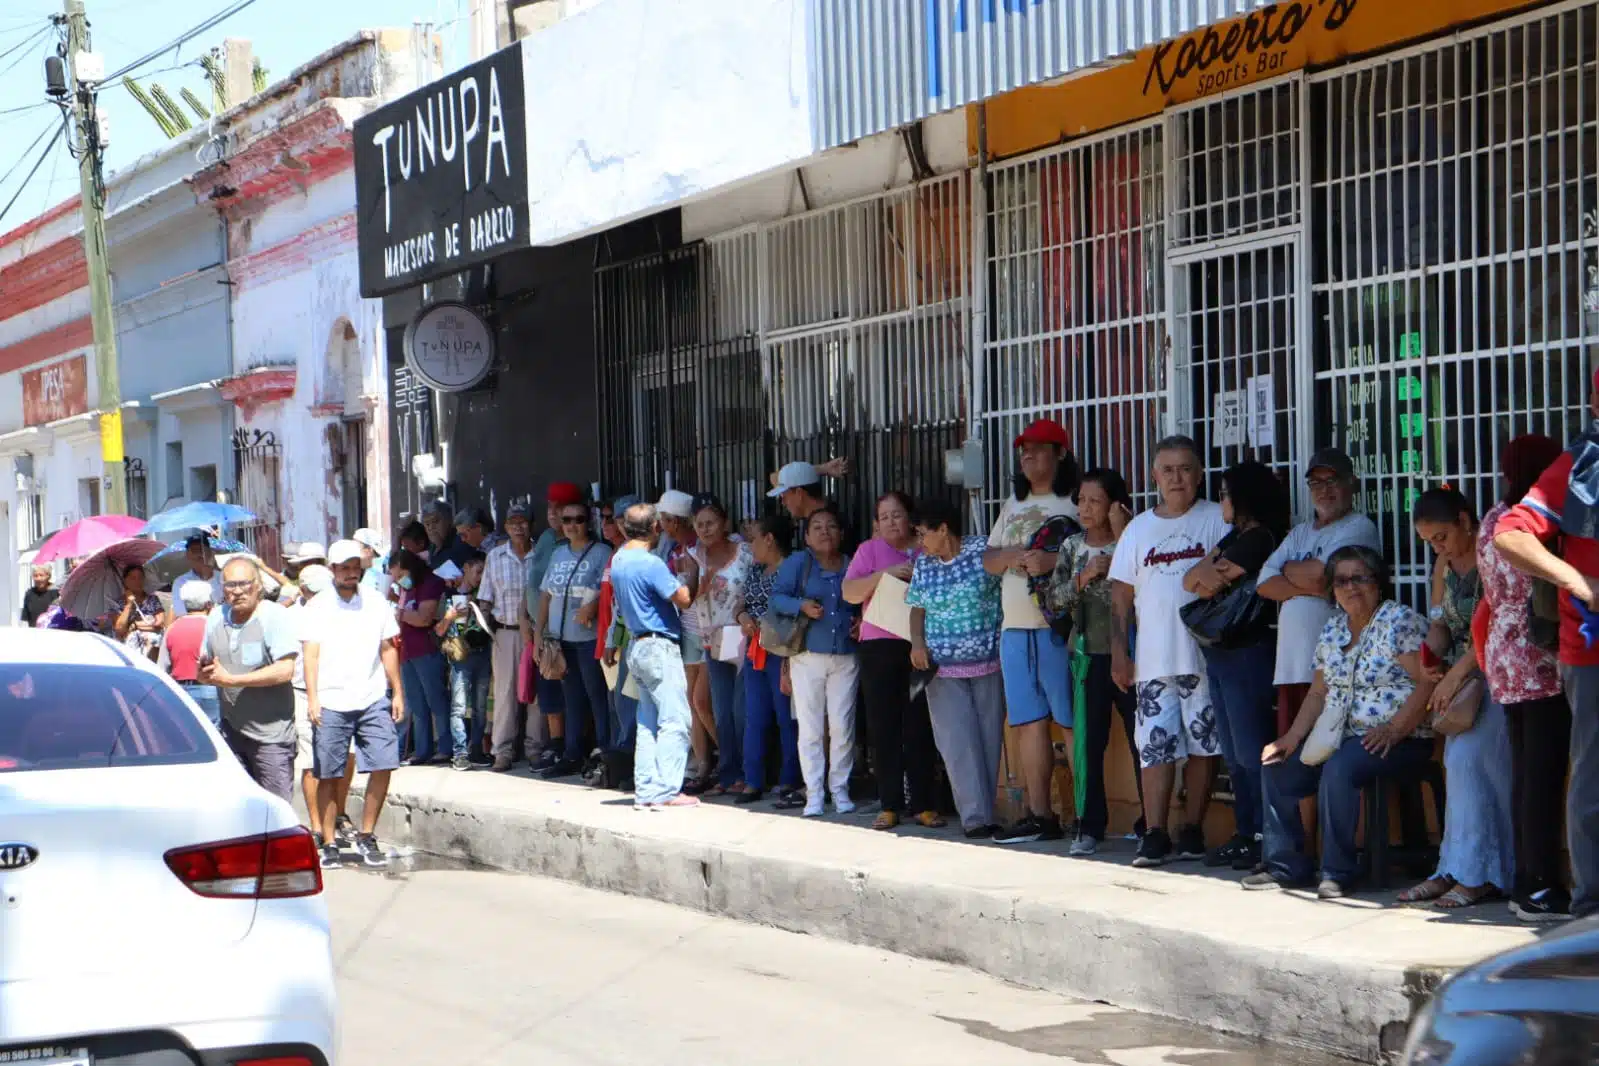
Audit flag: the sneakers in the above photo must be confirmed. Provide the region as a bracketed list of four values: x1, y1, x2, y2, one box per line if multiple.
[334, 814, 356, 850]
[993, 814, 1063, 845]
[451, 754, 473, 771]
[1316, 878, 1348, 900]
[801, 801, 824, 818]
[832, 795, 856, 815]
[1132, 827, 1174, 868]
[531, 750, 560, 774]
[319, 843, 343, 869]
[354, 833, 388, 869]
[1512, 887, 1575, 923]
[541, 758, 583, 779]
[1204, 833, 1259, 870]
[963, 824, 998, 840]
[492, 756, 514, 773]
[1068, 834, 1099, 857]
[1174, 824, 1207, 861]
[1241, 870, 1285, 891]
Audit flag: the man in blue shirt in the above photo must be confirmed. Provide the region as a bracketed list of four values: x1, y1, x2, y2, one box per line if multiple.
[605, 502, 698, 809]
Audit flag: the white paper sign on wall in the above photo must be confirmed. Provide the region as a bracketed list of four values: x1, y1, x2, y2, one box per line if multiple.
[404, 302, 495, 393]
[1214, 389, 1246, 447]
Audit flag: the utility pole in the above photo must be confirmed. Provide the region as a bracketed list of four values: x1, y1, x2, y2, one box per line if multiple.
[62, 0, 127, 515]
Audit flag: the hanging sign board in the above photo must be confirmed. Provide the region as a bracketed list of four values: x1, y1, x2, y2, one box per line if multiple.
[23, 354, 88, 427]
[353, 42, 530, 298]
[404, 302, 495, 392]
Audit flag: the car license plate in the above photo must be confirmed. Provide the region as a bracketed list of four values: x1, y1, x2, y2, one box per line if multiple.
[0, 1049, 90, 1066]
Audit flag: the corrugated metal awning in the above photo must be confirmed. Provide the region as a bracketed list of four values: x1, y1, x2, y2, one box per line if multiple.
[811, 0, 1277, 148]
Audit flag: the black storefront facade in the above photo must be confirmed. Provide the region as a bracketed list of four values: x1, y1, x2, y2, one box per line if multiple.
[355, 41, 676, 531]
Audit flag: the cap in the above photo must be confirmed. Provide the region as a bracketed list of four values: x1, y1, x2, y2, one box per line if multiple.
[547, 481, 583, 507]
[453, 506, 489, 529]
[286, 541, 327, 564]
[657, 489, 695, 518]
[1013, 418, 1069, 449]
[422, 499, 453, 518]
[297, 564, 334, 596]
[767, 461, 821, 498]
[351, 528, 383, 551]
[506, 501, 534, 521]
[1305, 447, 1356, 481]
[327, 539, 365, 566]
[611, 494, 641, 512]
[183, 533, 210, 551]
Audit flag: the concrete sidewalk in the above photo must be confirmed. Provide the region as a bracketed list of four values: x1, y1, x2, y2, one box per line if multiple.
[364, 766, 1538, 1063]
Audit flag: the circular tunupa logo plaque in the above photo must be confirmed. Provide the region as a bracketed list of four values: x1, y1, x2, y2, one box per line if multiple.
[404, 302, 494, 392]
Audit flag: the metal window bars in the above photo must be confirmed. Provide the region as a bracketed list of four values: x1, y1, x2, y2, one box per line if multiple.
[594, 175, 971, 529]
[1310, 2, 1599, 601]
[983, 122, 1168, 522]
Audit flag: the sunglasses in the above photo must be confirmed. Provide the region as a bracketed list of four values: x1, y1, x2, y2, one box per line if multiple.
[1331, 574, 1376, 589]
[560, 515, 588, 526]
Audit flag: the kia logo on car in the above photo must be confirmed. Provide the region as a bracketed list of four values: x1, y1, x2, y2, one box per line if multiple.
[0, 844, 39, 870]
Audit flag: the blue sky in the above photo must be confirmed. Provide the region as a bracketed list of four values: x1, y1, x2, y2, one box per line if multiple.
[0, 0, 473, 235]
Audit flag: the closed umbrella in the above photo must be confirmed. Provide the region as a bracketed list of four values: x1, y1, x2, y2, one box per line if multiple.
[56, 538, 167, 621]
[142, 501, 256, 535]
[34, 515, 147, 564]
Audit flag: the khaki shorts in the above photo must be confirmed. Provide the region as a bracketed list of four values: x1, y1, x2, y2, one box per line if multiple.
[294, 689, 314, 772]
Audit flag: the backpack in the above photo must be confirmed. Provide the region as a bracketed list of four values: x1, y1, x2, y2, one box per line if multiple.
[1027, 513, 1082, 644]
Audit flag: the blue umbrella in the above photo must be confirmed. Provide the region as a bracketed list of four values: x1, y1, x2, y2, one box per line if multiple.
[142, 501, 257, 535]
[146, 535, 249, 586]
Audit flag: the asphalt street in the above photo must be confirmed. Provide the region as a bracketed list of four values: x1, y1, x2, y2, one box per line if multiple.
[327, 854, 1356, 1066]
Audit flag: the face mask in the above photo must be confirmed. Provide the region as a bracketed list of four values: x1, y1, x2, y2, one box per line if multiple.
[398, 575, 415, 590]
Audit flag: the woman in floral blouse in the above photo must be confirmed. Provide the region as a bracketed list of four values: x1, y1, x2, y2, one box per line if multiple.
[105, 565, 163, 660]
[1244, 546, 1437, 899]
[1479, 435, 1572, 921]
[1044, 468, 1143, 855]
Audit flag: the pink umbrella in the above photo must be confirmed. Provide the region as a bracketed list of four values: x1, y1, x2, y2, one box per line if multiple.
[34, 515, 147, 564]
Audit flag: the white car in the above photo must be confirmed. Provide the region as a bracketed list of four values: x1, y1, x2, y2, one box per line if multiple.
[0, 628, 337, 1066]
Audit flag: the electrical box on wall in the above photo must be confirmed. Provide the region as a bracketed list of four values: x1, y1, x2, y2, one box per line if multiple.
[944, 440, 985, 492]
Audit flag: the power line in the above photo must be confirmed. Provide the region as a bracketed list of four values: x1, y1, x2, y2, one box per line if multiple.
[103, 0, 262, 83]
[0, 20, 51, 69]
[0, 120, 66, 231]
[0, 120, 60, 192]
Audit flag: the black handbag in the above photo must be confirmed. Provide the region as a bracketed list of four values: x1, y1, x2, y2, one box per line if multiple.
[1180, 578, 1271, 650]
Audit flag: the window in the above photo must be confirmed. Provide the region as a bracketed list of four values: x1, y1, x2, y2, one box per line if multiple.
[0, 664, 216, 773]
[189, 464, 217, 505]
[78, 477, 100, 518]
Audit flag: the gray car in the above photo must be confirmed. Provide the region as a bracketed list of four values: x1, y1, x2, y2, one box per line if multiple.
[1401, 917, 1599, 1065]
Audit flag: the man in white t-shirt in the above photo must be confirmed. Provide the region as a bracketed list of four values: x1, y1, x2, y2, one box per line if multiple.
[303, 539, 404, 870]
[1109, 435, 1230, 868]
[167, 535, 224, 622]
[982, 417, 1081, 845]
[1256, 448, 1381, 720]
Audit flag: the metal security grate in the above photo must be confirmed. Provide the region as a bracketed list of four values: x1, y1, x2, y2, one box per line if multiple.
[1169, 78, 1303, 250]
[1311, 2, 1599, 597]
[984, 122, 1168, 521]
[595, 176, 971, 529]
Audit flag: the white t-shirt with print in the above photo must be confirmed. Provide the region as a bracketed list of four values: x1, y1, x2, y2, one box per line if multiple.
[1256, 511, 1383, 685]
[1108, 499, 1230, 682]
[988, 493, 1079, 630]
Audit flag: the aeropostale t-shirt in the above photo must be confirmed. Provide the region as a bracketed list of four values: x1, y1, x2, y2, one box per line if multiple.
[1108, 500, 1229, 683]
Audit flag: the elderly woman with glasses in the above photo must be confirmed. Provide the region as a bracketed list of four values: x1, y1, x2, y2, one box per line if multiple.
[1243, 545, 1438, 899]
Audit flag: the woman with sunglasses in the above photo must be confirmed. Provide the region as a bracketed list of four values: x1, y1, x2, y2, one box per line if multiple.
[1244, 546, 1437, 899]
[536, 501, 613, 778]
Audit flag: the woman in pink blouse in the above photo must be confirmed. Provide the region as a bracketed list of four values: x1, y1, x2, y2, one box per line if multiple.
[1479, 434, 1573, 922]
[843, 491, 943, 831]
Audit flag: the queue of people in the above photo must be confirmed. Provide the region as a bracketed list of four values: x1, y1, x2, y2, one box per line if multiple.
[45, 399, 1595, 924]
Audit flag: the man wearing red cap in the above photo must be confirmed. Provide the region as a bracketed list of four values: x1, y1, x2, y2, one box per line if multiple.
[1492, 374, 1599, 922]
[983, 416, 1082, 845]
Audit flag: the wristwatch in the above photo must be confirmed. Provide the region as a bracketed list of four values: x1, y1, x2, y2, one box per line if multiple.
[1428, 605, 1446, 622]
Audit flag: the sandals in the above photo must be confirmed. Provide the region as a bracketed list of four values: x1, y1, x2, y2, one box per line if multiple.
[873, 811, 901, 831]
[1398, 877, 1455, 904]
[772, 788, 807, 810]
[1435, 885, 1503, 910]
[914, 811, 947, 829]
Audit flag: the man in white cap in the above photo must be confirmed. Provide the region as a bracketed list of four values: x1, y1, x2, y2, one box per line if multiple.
[290, 564, 353, 850]
[284, 542, 328, 580]
[303, 539, 404, 868]
[769, 460, 857, 553]
[351, 527, 390, 596]
[654, 490, 697, 564]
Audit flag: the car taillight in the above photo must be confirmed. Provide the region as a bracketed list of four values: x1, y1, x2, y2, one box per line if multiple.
[164, 827, 323, 899]
[234, 1059, 316, 1066]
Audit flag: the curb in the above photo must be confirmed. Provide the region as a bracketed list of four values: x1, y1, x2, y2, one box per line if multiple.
[362, 774, 1505, 1064]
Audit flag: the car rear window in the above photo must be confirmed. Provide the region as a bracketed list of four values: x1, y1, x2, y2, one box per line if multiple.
[0, 664, 216, 773]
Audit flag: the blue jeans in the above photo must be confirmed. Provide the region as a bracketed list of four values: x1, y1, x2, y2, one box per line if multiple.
[559, 640, 611, 763]
[450, 649, 492, 759]
[1559, 664, 1599, 918]
[628, 636, 693, 805]
[182, 682, 221, 727]
[610, 655, 638, 753]
[743, 653, 799, 791]
[403, 652, 453, 761]
[1262, 735, 1435, 885]
[1203, 640, 1276, 839]
[707, 658, 744, 788]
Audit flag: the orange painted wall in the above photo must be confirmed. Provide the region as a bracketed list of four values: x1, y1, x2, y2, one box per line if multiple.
[976, 0, 1544, 161]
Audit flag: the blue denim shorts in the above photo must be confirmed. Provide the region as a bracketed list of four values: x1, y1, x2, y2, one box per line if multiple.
[999, 628, 1073, 728]
[314, 699, 400, 778]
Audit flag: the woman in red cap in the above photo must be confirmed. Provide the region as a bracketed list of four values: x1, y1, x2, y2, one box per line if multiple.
[983, 417, 1081, 845]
